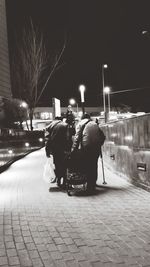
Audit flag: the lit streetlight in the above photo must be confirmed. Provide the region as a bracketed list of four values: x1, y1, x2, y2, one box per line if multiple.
[20, 101, 28, 108]
[102, 64, 108, 122]
[79, 84, 86, 114]
[69, 98, 79, 117]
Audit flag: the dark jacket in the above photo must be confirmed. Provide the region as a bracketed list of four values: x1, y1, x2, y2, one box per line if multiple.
[45, 120, 68, 156]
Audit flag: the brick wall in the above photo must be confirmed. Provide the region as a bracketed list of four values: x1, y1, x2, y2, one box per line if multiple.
[0, 0, 12, 99]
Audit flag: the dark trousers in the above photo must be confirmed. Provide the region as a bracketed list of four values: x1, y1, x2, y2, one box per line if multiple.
[82, 148, 99, 191]
[52, 150, 67, 185]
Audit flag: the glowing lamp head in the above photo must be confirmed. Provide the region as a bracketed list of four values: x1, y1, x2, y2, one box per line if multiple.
[79, 84, 86, 103]
[25, 142, 30, 147]
[79, 84, 85, 93]
[103, 64, 108, 69]
[20, 101, 28, 108]
[69, 98, 76, 105]
[104, 86, 110, 94]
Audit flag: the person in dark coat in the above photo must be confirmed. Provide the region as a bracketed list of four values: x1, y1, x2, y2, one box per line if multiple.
[45, 117, 68, 188]
[65, 105, 76, 151]
[71, 113, 105, 194]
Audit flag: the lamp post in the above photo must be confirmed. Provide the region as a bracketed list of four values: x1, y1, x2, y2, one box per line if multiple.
[69, 98, 78, 117]
[79, 84, 85, 115]
[104, 86, 111, 120]
[102, 64, 108, 122]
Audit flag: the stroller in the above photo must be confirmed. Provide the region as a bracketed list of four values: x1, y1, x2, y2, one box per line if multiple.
[65, 150, 87, 196]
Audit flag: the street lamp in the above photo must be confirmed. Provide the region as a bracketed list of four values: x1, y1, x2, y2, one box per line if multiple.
[104, 86, 111, 120]
[102, 64, 108, 122]
[69, 98, 79, 117]
[79, 84, 86, 115]
[20, 101, 28, 108]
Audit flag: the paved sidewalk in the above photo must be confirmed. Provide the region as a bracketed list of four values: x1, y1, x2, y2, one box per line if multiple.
[0, 148, 150, 267]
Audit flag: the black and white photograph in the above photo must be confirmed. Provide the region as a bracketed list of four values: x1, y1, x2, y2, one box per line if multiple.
[0, 0, 150, 266]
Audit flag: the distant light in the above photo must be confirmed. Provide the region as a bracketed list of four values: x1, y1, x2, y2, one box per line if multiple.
[103, 64, 108, 68]
[25, 142, 30, 147]
[142, 30, 148, 35]
[69, 98, 76, 105]
[104, 86, 110, 94]
[79, 84, 86, 93]
[111, 133, 117, 138]
[8, 149, 13, 154]
[20, 101, 28, 108]
[79, 84, 86, 103]
[125, 135, 133, 141]
[136, 112, 145, 116]
[38, 138, 43, 142]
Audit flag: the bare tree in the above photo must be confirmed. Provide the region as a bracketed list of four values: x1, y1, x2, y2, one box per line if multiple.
[11, 19, 66, 130]
[3, 98, 28, 129]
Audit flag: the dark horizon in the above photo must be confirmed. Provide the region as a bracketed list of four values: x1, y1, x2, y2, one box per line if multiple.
[6, 0, 150, 112]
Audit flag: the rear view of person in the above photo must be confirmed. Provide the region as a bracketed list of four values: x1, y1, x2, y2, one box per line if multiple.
[66, 105, 76, 151]
[45, 117, 68, 188]
[72, 113, 105, 194]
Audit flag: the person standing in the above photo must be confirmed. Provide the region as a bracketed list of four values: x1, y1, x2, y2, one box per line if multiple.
[71, 113, 105, 194]
[66, 105, 75, 151]
[45, 117, 68, 188]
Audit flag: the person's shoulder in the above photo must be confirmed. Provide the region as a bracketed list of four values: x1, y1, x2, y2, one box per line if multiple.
[59, 121, 68, 128]
[86, 120, 97, 127]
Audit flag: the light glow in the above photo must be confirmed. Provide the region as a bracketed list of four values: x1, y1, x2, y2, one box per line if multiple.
[104, 86, 110, 94]
[69, 98, 76, 105]
[20, 101, 28, 108]
[79, 85, 85, 103]
[25, 142, 30, 147]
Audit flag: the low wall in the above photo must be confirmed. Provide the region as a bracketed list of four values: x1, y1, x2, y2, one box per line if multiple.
[0, 128, 45, 171]
[101, 113, 150, 190]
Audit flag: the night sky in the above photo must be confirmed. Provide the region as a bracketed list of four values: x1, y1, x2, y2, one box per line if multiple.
[6, 0, 150, 111]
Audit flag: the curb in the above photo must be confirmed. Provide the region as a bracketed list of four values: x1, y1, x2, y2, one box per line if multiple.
[0, 147, 43, 174]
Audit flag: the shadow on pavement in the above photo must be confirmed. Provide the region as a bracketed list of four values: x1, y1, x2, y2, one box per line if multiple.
[48, 183, 128, 197]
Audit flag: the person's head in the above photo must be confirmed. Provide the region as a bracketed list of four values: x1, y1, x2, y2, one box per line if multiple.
[67, 105, 72, 113]
[81, 113, 91, 120]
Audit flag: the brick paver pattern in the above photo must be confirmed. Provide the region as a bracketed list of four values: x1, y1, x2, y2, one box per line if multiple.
[0, 148, 150, 267]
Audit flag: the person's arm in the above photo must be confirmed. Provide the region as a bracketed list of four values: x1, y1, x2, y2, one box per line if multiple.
[71, 123, 82, 151]
[45, 138, 51, 157]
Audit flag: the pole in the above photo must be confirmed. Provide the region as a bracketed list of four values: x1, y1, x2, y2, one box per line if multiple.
[76, 103, 79, 117]
[102, 66, 107, 123]
[101, 150, 107, 184]
[108, 93, 110, 113]
[108, 92, 110, 120]
[81, 102, 85, 115]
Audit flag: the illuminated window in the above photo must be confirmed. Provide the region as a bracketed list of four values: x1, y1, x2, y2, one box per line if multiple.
[40, 112, 50, 120]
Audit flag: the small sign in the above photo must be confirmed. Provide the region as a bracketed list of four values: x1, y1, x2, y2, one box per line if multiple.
[52, 98, 61, 118]
[137, 163, 146, 172]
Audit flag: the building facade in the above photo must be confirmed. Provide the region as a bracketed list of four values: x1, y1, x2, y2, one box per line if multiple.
[34, 106, 103, 120]
[0, 0, 11, 99]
